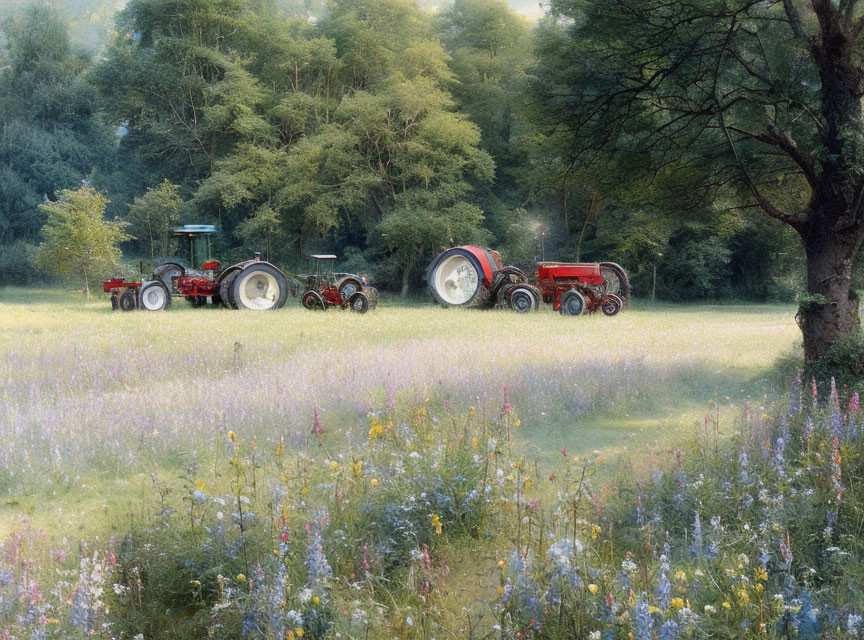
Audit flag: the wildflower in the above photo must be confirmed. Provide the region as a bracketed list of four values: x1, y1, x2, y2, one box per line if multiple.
[431, 514, 442, 535]
[704, 605, 716, 614]
[658, 620, 681, 640]
[722, 601, 731, 609]
[689, 513, 703, 557]
[228, 431, 237, 442]
[295, 629, 304, 637]
[236, 573, 246, 582]
[633, 593, 653, 640]
[755, 567, 768, 582]
[670, 597, 684, 610]
[314, 406, 323, 437]
[657, 555, 671, 611]
[847, 614, 862, 634]
[588, 583, 599, 594]
[370, 478, 379, 487]
[305, 508, 332, 587]
[502, 385, 511, 416]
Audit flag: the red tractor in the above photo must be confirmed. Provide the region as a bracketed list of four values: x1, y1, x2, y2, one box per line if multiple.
[104, 225, 292, 311]
[426, 245, 628, 316]
[294, 254, 379, 313]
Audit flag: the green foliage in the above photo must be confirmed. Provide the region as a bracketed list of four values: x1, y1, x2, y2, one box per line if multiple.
[124, 180, 182, 260]
[804, 331, 864, 394]
[0, 240, 41, 286]
[35, 186, 129, 296]
[0, 5, 114, 245]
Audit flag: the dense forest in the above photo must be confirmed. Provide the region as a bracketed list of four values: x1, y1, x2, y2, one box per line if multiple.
[0, 0, 808, 299]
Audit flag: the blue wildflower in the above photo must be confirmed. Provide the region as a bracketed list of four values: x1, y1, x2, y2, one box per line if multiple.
[633, 593, 653, 640]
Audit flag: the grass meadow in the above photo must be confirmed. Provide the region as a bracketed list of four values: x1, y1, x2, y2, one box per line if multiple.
[8, 288, 862, 639]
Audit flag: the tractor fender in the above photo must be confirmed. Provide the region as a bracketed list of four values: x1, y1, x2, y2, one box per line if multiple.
[301, 289, 327, 311]
[215, 259, 288, 285]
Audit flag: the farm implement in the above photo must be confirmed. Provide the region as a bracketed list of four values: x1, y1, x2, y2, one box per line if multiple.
[104, 226, 377, 313]
[426, 245, 629, 316]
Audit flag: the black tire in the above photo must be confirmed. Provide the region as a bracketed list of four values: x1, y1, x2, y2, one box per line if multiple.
[139, 281, 170, 311]
[302, 290, 325, 310]
[349, 292, 369, 314]
[152, 262, 185, 292]
[119, 290, 137, 311]
[601, 293, 623, 317]
[231, 263, 289, 310]
[599, 262, 630, 306]
[210, 292, 222, 307]
[338, 277, 363, 302]
[560, 289, 586, 316]
[508, 286, 537, 313]
[426, 248, 486, 307]
[219, 271, 240, 309]
[186, 295, 207, 307]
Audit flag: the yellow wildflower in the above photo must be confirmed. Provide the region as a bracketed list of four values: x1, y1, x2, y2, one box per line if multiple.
[587, 584, 599, 595]
[755, 584, 764, 594]
[670, 598, 684, 610]
[591, 524, 602, 541]
[674, 570, 687, 582]
[648, 605, 660, 614]
[195, 480, 206, 491]
[755, 567, 768, 581]
[472, 437, 478, 449]
[329, 460, 339, 470]
[524, 480, 532, 489]
[370, 478, 379, 487]
[312, 596, 320, 605]
[301, 486, 308, 496]
[722, 601, 731, 609]
[497, 585, 505, 596]
[432, 514, 442, 535]
[295, 629, 304, 637]
[236, 574, 246, 582]
[228, 431, 237, 442]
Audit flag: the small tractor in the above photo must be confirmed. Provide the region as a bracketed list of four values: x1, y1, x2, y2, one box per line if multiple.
[104, 226, 378, 312]
[425, 245, 628, 316]
[293, 254, 379, 313]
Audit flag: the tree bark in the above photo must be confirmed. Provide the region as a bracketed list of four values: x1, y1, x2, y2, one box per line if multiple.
[798, 214, 863, 360]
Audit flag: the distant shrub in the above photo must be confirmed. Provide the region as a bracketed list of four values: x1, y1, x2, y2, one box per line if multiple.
[0, 240, 42, 285]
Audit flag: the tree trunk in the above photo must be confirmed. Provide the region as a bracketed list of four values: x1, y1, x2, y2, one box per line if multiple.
[798, 215, 863, 361]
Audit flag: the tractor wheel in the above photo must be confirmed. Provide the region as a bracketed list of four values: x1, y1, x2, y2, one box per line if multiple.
[426, 248, 484, 307]
[302, 291, 326, 310]
[152, 262, 185, 292]
[599, 262, 630, 306]
[139, 282, 170, 311]
[231, 264, 289, 310]
[601, 293, 623, 317]
[349, 292, 369, 314]
[119, 290, 137, 311]
[338, 277, 363, 302]
[560, 289, 586, 316]
[219, 271, 240, 309]
[508, 286, 537, 313]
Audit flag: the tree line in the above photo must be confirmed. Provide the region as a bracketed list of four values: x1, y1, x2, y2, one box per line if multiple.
[0, 0, 807, 302]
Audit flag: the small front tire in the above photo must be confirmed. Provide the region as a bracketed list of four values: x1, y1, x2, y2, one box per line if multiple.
[560, 289, 586, 316]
